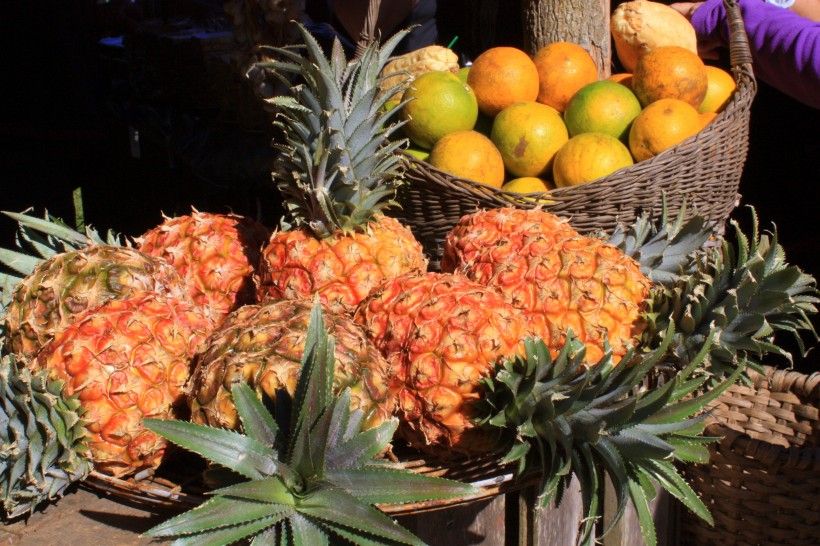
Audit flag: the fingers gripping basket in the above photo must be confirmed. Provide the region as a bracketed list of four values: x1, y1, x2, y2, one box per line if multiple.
[389, 0, 756, 270]
[680, 366, 820, 546]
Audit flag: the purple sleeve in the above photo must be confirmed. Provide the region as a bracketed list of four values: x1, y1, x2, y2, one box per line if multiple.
[690, 0, 820, 109]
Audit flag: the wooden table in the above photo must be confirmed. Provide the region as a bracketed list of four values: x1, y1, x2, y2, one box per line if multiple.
[0, 486, 170, 546]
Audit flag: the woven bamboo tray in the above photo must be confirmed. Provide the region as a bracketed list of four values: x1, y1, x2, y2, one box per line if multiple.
[82, 446, 534, 516]
[680, 366, 820, 546]
[389, 0, 756, 270]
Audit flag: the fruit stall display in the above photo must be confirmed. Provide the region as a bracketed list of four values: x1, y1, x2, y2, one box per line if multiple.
[0, 3, 818, 546]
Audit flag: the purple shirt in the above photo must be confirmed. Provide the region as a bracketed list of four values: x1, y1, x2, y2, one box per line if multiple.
[691, 0, 820, 109]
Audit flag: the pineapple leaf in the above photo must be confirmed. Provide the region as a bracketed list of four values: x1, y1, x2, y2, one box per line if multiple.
[257, 23, 410, 236]
[324, 467, 477, 505]
[297, 487, 426, 546]
[141, 419, 278, 480]
[478, 330, 743, 543]
[144, 496, 292, 537]
[147, 302, 473, 545]
[233, 382, 279, 448]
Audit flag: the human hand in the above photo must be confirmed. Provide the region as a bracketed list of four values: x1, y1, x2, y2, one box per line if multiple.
[669, 2, 721, 60]
[669, 2, 705, 20]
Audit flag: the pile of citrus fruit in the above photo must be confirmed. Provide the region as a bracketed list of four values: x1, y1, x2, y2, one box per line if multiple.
[390, 1, 737, 197]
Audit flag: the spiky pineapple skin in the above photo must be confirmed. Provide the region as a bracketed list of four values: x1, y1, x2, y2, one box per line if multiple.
[188, 299, 396, 431]
[31, 294, 210, 477]
[136, 211, 270, 326]
[255, 214, 427, 315]
[444, 209, 651, 364]
[356, 272, 538, 457]
[4, 245, 188, 358]
[441, 207, 578, 274]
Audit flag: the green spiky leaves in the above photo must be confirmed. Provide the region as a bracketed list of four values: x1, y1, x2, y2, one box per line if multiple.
[144, 302, 477, 545]
[643, 206, 819, 380]
[255, 24, 411, 238]
[478, 330, 743, 546]
[0, 354, 91, 519]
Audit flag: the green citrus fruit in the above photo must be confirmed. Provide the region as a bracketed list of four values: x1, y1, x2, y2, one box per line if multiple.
[400, 71, 479, 150]
[563, 80, 642, 142]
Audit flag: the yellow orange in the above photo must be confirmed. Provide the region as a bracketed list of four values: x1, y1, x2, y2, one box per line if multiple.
[533, 42, 599, 112]
[501, 176, 555, 204]
[628, 98, 702, 161]
[699, 111, 718, 129]
[400, 71, 478, 150]
[553, 133, 634, 187]
[501, 176, 554, 193]
[607, 72, 634, 90]
[632, 45, 708, 108]
[563, 80, 642, 142]
[428, 130, 506, 188]
[699, 65, 736, 113]
[467, 47, 540, 117]
[490, 101, 568, 178]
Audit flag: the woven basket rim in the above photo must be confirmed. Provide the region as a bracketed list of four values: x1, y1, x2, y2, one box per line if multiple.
[704, 365, 820, 470]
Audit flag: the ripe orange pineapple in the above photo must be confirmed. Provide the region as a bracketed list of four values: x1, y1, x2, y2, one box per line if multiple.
[3, 245, 189, 358]
[252, 26, 426, 316]
[443, 208, 651, 364]
[136, 210, 270, 326]
[441, 207, 578, 273]
[31, 293, 210, 476]
[356, 272, 538, 456]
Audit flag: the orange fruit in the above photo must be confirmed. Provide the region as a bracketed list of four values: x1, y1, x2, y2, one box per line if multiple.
[628, 98, 702, 161]
[400, 71, 479, 150]
[699, 65, 737, 113]
[553, 133, 634, 187]
[490, 101, 569, 178]
[632, 45, 708, 108]
[533, 42, 599, 112]
[563, 80, 642, 142]
[428, 130, 506, 188]
[501, 176, 555, 204]
[467, 47, 539, 117]
[699, 111, 718, 128]
[501, 176, 554, 193]
[607, 72, 634, 90]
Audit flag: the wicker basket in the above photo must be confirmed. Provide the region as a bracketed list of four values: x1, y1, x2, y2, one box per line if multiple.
[680, 366, 820, 546]
[389, 0, 756, 270]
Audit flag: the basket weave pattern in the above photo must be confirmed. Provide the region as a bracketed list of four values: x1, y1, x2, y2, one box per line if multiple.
[680, 366, 820, 546]
[388, 0, 756, 270]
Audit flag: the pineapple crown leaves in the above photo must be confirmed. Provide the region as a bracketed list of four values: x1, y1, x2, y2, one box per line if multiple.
[477, 329, 744, 546]
[0, 354, 91, 520]
[254, 23, 412, 238]
[0, 210, 125, 319]
[144, 301, 477, 546]
[607, 199, 713, 286]
[644, 206, 819, 380]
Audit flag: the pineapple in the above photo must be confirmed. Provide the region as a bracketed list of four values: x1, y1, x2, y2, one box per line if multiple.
[135, 210, 270, 326]
[442, 207, 651, 365]
[0, 354, 90, 518]
[252, 24, 427, 315]
[3, 244, 189, 358]
[356, 272, 538, 456]
[31, 293, 210, 477]
[188, 298, 396, 433]
[440, 207, 578, 273]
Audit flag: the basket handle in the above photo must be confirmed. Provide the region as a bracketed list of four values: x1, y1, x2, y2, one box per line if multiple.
[724, 0, 753, 68]
[354, 0, 383, 58]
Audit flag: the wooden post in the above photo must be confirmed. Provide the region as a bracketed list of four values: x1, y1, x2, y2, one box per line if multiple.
[603, 477, 681, 546]
[520, 0, 612, 78]
[397, 494, 507, 545]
